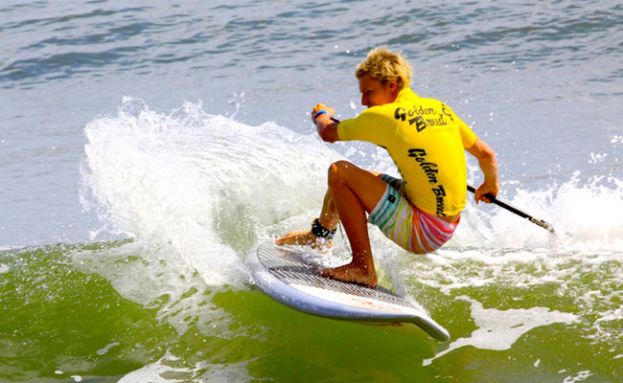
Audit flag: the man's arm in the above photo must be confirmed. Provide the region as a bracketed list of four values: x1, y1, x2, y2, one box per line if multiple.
[466, 138, 499, 204]
[311, 103, 339, 143]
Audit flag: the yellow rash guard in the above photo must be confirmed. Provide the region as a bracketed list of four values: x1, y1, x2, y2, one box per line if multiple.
[337, 87, 478, 217]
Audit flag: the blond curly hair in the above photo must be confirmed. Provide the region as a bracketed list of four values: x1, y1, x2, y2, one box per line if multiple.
[355, 47, 412, 90]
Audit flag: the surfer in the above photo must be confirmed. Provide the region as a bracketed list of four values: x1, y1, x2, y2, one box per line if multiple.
[277, 47, 499, 287]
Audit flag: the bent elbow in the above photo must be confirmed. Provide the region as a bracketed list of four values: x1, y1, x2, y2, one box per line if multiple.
[320, 131, 337, 143]
[482, 147, 497, 162]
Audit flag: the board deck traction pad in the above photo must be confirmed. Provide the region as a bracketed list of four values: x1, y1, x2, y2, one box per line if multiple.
[252, 241, 450, 341]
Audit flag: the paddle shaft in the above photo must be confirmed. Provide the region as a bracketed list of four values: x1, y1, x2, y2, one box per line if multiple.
[467, 184, 554, 233]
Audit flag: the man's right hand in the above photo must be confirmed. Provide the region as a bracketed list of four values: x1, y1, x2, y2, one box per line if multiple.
[474, 181, 499, 204]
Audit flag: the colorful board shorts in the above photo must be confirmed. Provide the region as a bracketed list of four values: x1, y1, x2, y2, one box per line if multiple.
[369, 174, 459, 253]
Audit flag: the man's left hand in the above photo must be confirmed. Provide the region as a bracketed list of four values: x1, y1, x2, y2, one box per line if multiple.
[311, 103, 335, 123]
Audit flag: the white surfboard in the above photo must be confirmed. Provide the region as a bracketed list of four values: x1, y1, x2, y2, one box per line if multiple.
[250, 241, 450, 341]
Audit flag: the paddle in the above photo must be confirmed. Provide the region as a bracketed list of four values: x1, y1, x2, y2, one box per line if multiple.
[467, 184, 555, 233]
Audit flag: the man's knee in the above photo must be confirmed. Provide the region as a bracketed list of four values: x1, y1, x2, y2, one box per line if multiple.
[327, 160, 353, 186]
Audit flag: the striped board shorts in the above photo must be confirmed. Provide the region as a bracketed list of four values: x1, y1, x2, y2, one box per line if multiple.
[369, 174, 459, 254]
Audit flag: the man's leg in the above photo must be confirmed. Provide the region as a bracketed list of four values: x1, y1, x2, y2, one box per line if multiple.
[276, 188, 341, 248]
[320, 161, 387, 287]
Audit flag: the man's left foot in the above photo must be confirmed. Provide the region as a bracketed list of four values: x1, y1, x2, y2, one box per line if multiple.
[320, 263, 377, 288]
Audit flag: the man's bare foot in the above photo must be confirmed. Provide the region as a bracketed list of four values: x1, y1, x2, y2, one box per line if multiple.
[276, 230, 333, 250]
[319, 263, 377, 288]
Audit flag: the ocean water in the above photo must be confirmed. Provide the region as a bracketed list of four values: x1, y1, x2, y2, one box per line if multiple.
[1, 1, 622, 382]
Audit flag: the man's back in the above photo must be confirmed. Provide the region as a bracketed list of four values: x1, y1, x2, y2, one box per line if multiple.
[338, 88, 477, 218]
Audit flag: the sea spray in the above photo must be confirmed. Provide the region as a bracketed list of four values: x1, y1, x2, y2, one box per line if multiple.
[78, 98, 348, 339]
[81, 97, 343, 287]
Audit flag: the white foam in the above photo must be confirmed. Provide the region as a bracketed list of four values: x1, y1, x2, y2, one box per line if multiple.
[81, 98, 343, 288]
[96, 341, 119, 355]
[117, 349, 251, 383]
[79, 99, 349, 337]
[562, 370, 592, 383]
[117, 351, 187, 383]
[0, 264, 9, 273]
[588, 306, 623, 343]
[610, 134, 623, 144]
[423, 296, 578, 366]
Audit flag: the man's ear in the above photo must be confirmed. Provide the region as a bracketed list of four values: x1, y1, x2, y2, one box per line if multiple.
[390, 81, 399, 95]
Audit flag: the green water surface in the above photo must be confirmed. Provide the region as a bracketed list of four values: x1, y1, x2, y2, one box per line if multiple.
[0, 244, 621, 382]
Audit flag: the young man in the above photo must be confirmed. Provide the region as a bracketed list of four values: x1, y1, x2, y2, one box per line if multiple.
[277, 47, 499, 288]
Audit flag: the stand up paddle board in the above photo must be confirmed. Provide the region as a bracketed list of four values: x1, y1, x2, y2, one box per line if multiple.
[250, 241, 450, 341]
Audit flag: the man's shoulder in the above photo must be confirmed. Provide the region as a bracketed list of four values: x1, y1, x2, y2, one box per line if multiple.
[403, 93, 444, 108]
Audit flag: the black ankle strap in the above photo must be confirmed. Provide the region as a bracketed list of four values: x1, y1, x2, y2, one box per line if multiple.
[311, 218, 337, 240]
